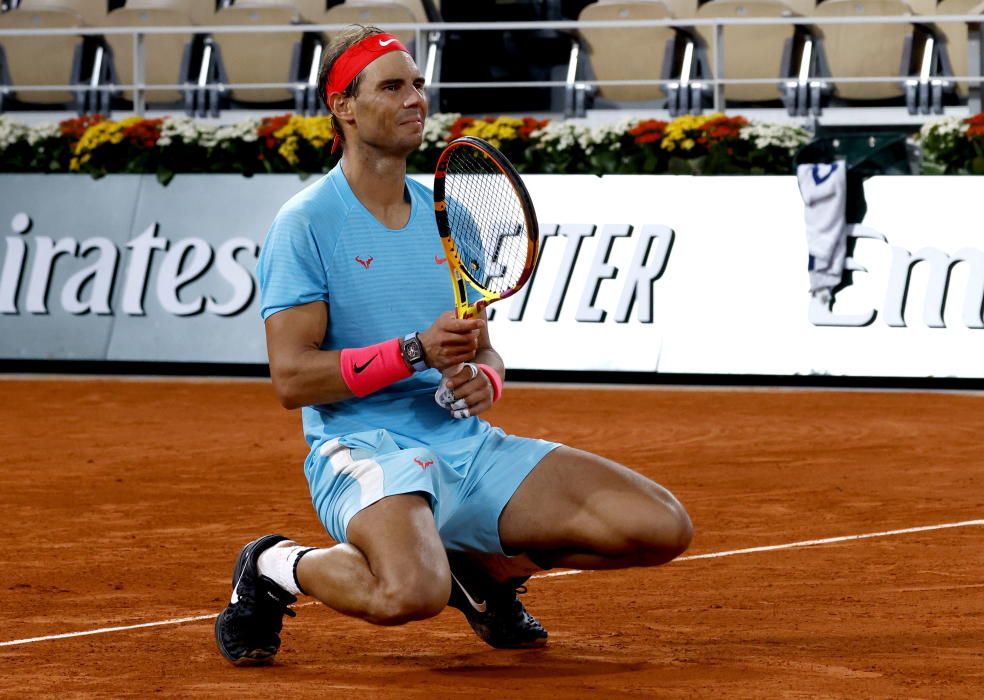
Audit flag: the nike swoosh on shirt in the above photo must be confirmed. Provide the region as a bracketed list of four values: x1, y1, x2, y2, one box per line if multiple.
[450, 572, 487, 613]
[379, 38, 397, 47]
[353, 354, 379, 374]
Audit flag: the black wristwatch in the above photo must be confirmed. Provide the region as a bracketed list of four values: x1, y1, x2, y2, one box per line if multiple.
[402, 332, 428, 372]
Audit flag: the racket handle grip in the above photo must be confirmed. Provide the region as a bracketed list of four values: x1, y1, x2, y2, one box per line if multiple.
[457, 300, 486, 320]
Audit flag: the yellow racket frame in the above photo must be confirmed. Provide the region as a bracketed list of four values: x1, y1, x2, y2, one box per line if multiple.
[433, 136, 539, 319]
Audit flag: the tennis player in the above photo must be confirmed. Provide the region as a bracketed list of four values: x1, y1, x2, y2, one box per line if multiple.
[215, 25, 692, 666]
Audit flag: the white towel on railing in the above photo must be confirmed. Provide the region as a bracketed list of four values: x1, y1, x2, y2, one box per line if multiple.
[797, 161, 848, 301]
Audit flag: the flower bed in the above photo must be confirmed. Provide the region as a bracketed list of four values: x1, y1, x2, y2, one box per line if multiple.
[0, 111, 866, 183]
[917, 114, 984, 174]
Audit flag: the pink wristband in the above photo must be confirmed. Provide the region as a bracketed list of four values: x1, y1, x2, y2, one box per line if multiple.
[477, 364, 503, 403]
[340, 338, 412, 397]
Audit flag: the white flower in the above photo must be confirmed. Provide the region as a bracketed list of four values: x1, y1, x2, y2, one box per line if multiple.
[159, 115, 210, 146]
[918, 116, 966, 142]
[532, 121, 590, 153]
[204, 118, 259, 148]
[740, 121, 810, 152]
[0, 116, 29, 151]
[26, 122, 59, 146]
[419, 112, 460, 150]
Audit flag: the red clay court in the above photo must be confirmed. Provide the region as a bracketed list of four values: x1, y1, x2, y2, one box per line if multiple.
[1, 377, 982, 697]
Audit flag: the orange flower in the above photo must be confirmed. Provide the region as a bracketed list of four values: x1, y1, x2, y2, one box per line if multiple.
[450, 117, 476, 140]
[518, 117, 549, 139]
[123, 118, 163, 148]
[700, 115, 747, 143]
[628, 119, 668, 145]
[258, 114, 292, 148]
[966, 113, 984, 137]
[60, 114, 106, 147]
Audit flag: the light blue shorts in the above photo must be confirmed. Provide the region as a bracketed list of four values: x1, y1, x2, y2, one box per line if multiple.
[304, 426, 560, 554]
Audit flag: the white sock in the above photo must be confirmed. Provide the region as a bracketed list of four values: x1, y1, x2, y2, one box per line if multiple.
[257, 544, 314, 596]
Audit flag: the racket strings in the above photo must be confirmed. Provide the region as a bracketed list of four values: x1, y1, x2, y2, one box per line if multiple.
[443, 147, 530, 294]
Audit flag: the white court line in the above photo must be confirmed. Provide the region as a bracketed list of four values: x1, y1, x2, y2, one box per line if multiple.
[2, 519, 981, 649]
[507, 382, 984, 398]
[0, 602, 319, 649]
[536, 519, 984, 579]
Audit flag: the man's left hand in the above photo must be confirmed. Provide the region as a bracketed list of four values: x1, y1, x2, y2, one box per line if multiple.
[435, 363, 494, 419]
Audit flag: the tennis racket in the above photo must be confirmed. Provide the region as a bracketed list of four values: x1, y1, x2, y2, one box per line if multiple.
[433, 136, 540, 321]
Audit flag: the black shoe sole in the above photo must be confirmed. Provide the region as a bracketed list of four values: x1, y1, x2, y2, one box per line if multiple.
[468, 621, 549, 650]
[214, 534, 288, 666]
[483, 636, 549, 650]
[214, 614, 277, 666]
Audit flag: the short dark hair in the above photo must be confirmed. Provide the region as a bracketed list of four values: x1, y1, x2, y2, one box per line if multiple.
[318, 25, 385, 144]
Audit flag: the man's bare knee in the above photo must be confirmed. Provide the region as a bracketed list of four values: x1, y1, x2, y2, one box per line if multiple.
[368, 561, 451, 626]
[640, 499, 693, 561]
[368, 576, 450, 626]
[616, 495, 693, 564]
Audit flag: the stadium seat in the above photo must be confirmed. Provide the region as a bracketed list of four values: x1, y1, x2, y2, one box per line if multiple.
[125, 0, 221, 26]
[577, 0, 678, 102]
[207, 3, 304, 104]
[695, 0, 800, 103]
[16, 0, 111, 26]
[777, 0, 816, 14]
[232, 0, 294, 7]
[934, 0, 984, 96]
[904, 0, 936, 13]
[344, 0, 430, 22]
[102, 5, 193, 104]
[236, 0, 426, 21]
[811, 0, 917, 100]
[0, 5, 82, 106]
[297, 0, 418, 45]
[658, 0, 698, 17]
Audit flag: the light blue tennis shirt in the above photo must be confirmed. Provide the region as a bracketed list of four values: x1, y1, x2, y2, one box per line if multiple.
[256, 163, 486, 448]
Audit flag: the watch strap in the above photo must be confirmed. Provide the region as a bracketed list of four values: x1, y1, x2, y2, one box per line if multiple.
[402, 332, 428, 372]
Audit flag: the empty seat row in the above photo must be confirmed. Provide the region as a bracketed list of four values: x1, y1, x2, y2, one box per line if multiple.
[576, 0, 984, 110]
[2, 0, 983, 114]
[586, 0, 976, 17]
[0, 0, 424, 108]
[1, 0, 433, 25]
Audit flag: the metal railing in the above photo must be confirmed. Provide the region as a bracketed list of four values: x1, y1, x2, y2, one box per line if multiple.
[1, 16, 982, 116]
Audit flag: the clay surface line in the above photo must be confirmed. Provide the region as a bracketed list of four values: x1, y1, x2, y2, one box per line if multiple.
[3, 519, 981, 648]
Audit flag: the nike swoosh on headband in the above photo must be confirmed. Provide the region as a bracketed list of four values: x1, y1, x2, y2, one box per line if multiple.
[379, 38, 397, 47]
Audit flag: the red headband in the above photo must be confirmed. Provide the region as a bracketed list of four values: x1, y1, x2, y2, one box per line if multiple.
[326, 33, 411, 153]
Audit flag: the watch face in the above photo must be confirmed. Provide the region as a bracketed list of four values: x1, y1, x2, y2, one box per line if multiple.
[405, 339, 423, 362]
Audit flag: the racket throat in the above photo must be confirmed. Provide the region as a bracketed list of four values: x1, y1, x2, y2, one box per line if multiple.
[452, 275, 482, 319]
[457, 300, 486, 320]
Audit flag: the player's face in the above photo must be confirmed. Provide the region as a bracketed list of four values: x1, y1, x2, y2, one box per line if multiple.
[352, 51, 428, 157]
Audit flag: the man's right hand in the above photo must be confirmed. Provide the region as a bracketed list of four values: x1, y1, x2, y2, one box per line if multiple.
[417, 312, 485, 371]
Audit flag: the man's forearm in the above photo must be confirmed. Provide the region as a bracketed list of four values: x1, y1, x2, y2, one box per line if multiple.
[474, 348, 505, 380]
[270, 347, 352, 410]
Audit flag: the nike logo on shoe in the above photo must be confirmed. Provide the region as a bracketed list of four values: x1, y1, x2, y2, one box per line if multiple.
[450, 572, 487, 613]
[435, 255, 447, 264]
[229, 541, 256, 605]
[353, 354, 379, 374]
